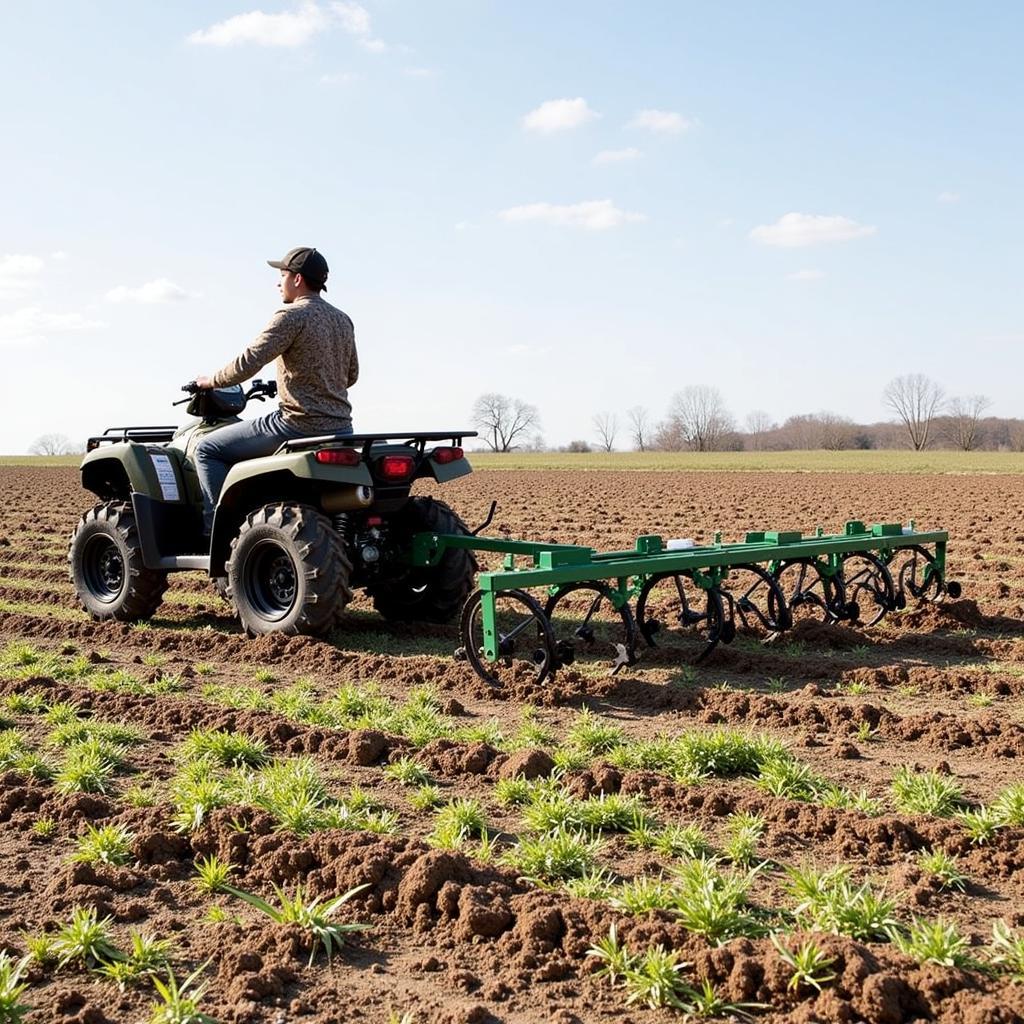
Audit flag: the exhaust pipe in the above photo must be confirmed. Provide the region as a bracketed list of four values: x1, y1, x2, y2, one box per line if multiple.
[322, 485, 373, 513]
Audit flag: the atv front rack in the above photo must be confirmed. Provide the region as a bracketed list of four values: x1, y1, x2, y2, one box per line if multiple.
[86, 426, 178, 450]
[278, 430, 477, 457]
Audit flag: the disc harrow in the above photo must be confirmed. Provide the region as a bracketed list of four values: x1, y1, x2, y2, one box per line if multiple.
[427, 520, 958, 687]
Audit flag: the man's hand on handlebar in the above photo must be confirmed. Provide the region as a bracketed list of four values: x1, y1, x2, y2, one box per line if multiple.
[194, 376, 214, 390]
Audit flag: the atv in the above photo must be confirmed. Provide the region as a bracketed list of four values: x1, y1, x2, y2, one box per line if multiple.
[69, 380, 478, 635]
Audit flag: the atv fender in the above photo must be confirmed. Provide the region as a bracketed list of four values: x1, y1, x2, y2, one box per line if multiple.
[209, 451, 373, 577]
[81, 443, 188, 504]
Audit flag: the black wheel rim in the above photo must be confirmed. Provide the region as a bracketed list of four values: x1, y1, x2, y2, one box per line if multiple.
[82, 535, 125, 604]
[243, 539, 298, 621]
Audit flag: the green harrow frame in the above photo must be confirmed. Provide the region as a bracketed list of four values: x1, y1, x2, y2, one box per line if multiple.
[411, 519, 959, 687]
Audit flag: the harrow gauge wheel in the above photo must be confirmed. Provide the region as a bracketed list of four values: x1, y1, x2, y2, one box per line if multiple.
[459, 588, 557, 688]
[543, 583, 638, 675]
[635, 573, 727, 664]
[841, 552, 896, 627]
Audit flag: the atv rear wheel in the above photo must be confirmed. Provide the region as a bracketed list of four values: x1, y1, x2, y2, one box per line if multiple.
[369, 497, 478, 624]
[226, 503, 353, 636]
[68, 502, 169, 621]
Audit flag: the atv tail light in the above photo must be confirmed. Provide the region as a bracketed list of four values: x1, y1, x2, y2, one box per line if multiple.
[378, 454, 416, 481]
[315, 448, 361, 466]
[432, 446, 464, 464]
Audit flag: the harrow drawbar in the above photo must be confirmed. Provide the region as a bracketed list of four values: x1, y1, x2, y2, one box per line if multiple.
[412, 519, 960, 687]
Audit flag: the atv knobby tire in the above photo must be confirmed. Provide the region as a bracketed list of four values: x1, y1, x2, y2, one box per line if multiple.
[68, 501, 169, 621]
[226, 503, 353, 636]
[369, 497, 478, 624]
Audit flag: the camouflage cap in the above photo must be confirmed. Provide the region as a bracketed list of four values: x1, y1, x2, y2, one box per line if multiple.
[267, 246, 329, 290]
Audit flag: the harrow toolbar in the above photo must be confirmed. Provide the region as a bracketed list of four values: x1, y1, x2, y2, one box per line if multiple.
[412, 521, 958, 687]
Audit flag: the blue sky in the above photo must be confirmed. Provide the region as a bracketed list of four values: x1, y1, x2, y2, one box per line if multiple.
[1, 1, 1021, 452]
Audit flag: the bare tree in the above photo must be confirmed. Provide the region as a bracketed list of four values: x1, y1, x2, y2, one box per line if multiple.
[744, 410, 775, 451]
[816, 411, 856, 451]
[592, 411, 617, 452]
[29, 433, 75, 456]
[883, 374, 945, 450]
[659, 386, 735, 452]
[470, 393, 541, 452]
[627, 406, 651, 451]
[946, 395, 992, 451]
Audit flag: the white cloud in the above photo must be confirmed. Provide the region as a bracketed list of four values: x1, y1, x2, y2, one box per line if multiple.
[750, 213, 877, 248]
[0, 254, 45, 294]
[938, 191, 960, 203]
[522, 98, 599, 134]
[499, 200, 646, 231]
[0, 307, 104, 347]
[788, 269, 825, 280]
[593, 147, 641, 165]
[188, 2, 330, 47]
[105, 279, 195, 304]
[629, 109, 690, 134]
[50, 250, 69, 261]
[359, 37, 388, 53]
[404, 66, 435, 78]
[330, 0, 370, 34]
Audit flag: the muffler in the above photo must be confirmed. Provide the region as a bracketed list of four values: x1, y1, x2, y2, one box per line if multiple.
[322, 485, 374, 513]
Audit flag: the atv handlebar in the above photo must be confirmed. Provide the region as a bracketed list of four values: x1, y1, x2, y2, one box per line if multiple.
[175, 378, 278, 406]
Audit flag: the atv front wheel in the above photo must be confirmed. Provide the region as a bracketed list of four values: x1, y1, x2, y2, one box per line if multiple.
[369, 497, 478, 624]
[226, 503, 353, 636]
[68, 502, 168, 621]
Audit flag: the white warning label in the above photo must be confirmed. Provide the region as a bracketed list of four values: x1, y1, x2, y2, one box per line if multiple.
[150, 453, 180, 502]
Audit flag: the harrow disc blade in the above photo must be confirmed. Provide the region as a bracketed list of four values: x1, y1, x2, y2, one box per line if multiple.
[635, 572, 726, 665]
[544, 582, 638, 675]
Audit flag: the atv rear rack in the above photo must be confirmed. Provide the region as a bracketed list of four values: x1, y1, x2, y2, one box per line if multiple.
[278, 430, 477, 457]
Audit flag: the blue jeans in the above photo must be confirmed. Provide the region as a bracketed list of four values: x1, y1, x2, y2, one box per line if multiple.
[194, 411, 352, 532]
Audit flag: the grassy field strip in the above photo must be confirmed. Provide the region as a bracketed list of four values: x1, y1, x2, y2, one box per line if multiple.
[5, 450, 1024, 472]
[0, 599, 88, 621]
[468, 451, 1024, 473]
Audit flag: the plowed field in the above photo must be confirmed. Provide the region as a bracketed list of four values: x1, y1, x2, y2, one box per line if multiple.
[2, 465, 1024, 1024]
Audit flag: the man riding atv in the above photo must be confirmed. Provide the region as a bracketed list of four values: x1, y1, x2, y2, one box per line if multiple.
[193, 245, 358, 535]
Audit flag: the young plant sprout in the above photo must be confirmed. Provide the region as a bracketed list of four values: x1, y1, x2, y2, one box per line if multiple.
[771, 934, 837, 993]
[193, 854, 234, 894]
[0, 952, 31, 1023]
[71, 823, 135, 867]
[224, 883, 370, 966]
[53, 906, 122, 969]
[149, 962, 217, 1024]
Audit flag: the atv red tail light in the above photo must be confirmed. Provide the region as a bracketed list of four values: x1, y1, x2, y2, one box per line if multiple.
[432, 446, 464, 464]
[315, 448, 361, 466]
[378, 454, 416, 481]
